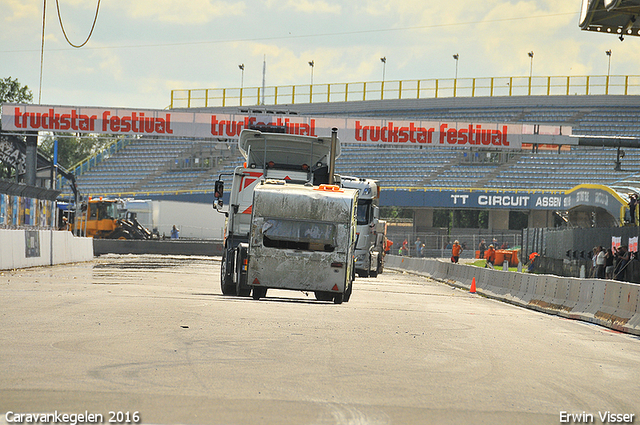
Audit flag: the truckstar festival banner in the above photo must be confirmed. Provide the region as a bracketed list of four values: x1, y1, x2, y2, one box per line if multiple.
[1, 103, 572, 149]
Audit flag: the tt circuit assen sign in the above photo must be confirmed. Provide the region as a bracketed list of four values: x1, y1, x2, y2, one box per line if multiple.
[381, 185, 626, 220]
[1, 103, 571, 149]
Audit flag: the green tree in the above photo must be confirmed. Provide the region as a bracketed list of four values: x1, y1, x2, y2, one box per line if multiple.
[39, 133, 115, 169]
[0, 77, 34, 179]
[380, 206, 413, 220]
[0, 76, 33, 104]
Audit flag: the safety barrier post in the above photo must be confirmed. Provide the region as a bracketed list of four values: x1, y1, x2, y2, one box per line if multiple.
[625, 75, 629, 95]
[586, 76, 590, 95]
[547, 76, 551, 96]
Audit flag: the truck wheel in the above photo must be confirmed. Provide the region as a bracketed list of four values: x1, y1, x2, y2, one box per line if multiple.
[252, 286, 267, 300]
[343, 283, 352, 303]
[314, 291, 334, 301]
[236, 280, 251, 297]
[333, 293, 344, 304]
[220, 255, 236, 296]
[368, 253, 379, 277]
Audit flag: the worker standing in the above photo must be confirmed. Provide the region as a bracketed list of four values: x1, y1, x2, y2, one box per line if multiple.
[451, 240, 462, 263]
[485, 244, 496, 269]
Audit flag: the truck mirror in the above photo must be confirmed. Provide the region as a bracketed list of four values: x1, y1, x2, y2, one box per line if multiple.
[214, 180, 224, 199]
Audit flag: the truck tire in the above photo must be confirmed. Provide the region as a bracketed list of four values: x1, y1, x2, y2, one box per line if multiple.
[236, 280, 251, 297]
[344, 282, 353, 303]
[333, 293, 344, 304]
[369, 253, 379, 277]
[220, 254, 236, 296]
[252, 286, 267, 300]
[235, 244, 252, 297]
[314, 291, 334, 301]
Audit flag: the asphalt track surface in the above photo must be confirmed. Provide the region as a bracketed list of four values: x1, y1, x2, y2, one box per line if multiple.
[1, 254, 639, 425]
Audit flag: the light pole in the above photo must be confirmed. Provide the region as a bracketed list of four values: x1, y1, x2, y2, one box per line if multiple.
[528, 51, 534, 95]
[308, 60, 314, 85]
[380, 57, 386, 99]
[453, 54, 459, 80]
[453, 54, 459, 97]
[606, 50, 612, 94]
[238, 64, 244, 106]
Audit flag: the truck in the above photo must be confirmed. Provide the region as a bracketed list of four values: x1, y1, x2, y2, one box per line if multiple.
[340, 176, 387, 277]
[69, 197, 156, 239]
[214, 126, 353, 301]
[247, 181, 358, 303]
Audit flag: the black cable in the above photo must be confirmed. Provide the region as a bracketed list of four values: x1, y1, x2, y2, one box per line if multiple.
[55, 0, 101, 48]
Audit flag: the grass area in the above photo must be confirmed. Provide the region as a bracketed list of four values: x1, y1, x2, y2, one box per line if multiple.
[470, 259, 520, 272]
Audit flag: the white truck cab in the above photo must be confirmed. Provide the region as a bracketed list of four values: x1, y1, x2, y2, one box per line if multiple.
[340, 176, 386, 277]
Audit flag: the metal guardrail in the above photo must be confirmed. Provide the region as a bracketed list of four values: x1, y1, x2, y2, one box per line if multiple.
[170, 74, 640, 109]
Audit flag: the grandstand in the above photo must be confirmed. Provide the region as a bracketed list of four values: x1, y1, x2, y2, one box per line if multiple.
[60, 93, 640, 201]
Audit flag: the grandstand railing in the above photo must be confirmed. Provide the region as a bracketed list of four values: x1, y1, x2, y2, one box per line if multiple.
[170, 74, 640, 108]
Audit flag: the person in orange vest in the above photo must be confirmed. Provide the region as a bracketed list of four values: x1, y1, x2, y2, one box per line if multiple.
[384, 239, 393, 255]
[451, 240, 462, 263]
[484, 244, 496, 269]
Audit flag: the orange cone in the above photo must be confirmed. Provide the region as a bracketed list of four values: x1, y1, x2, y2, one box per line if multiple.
[470, 277, 476, 293]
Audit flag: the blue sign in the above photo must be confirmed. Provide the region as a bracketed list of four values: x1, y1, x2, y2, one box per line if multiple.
[380, 184, 625, 220]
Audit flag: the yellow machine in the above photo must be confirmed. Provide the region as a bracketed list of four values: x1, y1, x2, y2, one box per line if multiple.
[71, 198, 154, 239]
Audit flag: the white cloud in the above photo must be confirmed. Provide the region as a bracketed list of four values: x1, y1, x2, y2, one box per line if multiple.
[123, 0, 246, 24]
[3, 0, 40, 21]
[286, 0, 341, 14]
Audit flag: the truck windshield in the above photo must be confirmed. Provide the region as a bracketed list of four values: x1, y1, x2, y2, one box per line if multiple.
[94, 202, 119, 220]
[356, 199, 372, 225]
[261, 218, 336, 252]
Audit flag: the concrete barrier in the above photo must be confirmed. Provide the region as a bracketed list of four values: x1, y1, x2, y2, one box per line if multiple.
[93, 239, 223, 257]
[0, 229, 93, 270]
[385, 255, 640, 336]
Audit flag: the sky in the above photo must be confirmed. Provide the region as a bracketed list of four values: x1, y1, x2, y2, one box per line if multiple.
[1, 0, 637, 110]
